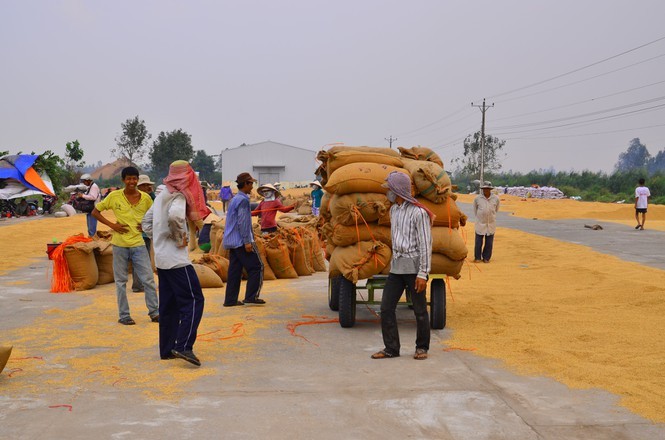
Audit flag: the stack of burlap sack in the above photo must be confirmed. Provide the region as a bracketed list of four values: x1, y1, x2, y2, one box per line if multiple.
[59, 231, 224, 291]
[316, 145, 468, 284]
[205, 214, 326, 282]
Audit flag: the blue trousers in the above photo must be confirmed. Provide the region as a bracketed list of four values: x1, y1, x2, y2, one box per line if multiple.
[224, 244, 263, 305]
[157, 265, 205, 359]
[474, 233, 495, 261]
[86, 213, 98, 237]
[380, 273, 430, 356]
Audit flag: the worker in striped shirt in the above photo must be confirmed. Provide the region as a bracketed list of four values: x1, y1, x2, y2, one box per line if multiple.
[372, 171, 434, 361]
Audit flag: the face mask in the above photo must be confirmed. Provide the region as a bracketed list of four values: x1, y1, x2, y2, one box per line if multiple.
[262, 191, 275, 200]
[386, 190, 397, 203]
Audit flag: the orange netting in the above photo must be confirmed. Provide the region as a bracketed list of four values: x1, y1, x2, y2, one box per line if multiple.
[50, 234, 93, 293]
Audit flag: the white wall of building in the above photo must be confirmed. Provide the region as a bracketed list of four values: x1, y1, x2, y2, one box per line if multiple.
[221, 141, 317, 187]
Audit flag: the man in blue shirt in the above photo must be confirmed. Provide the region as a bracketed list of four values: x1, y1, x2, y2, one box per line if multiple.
[223, 172, 265, 306]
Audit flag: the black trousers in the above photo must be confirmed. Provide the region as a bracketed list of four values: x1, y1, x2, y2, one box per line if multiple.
[474, 233, 495, 261]
[380, 273, 430, 356]
[157, 265, 205, 359]
[224, 244, 263, 305]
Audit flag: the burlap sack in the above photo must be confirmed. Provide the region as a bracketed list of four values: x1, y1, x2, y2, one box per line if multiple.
[431, 228, 468, 261]
[305, 229, 327, 272]
[193, 254, 230, 282]
[0, 346, 12, 375]
[210, 220, 224, 255]
[403, 160, 452, 203]
[93, 230, 113, 241]
[325, 242, 336, 261]
[329, 193, 391, 226]
[64, 241, 99, 291]
[320, 191, 332, 221]
[265, 237, 298, 279]
[276, 215, 319, 230]
[330, 223, 392, 248]
[297, 204, 311, 215]
[192, 263, 224, 288]
[416, 196, 463, 229]
[327, 150, 404, 175]
[329, 241, 392, 283]
[324, 145, 401, 158]
[255, 238, 277, 280]
[398, 146, 444, 167]
[329, 258, 341, 278]
[324, 163, 410, 195]
[94, 241, 114, 285]
[430, 253, 465, 279]
[301, 232, 316, 274]
[286, 233, 313, 276]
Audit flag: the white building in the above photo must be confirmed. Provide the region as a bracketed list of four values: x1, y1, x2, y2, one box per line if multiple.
[221, 141, 317, 187]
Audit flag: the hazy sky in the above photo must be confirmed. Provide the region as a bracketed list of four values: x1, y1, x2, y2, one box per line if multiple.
[3, 0, 665, 174]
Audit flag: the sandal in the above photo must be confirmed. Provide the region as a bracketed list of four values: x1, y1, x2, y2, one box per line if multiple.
[414, 348, 428, 360]
[118, 317, 136, 325]
[371, 350, 399, 359]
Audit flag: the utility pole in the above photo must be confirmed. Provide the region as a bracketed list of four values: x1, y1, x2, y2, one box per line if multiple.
[471, 99, 494, 186]
[385, 135, 397, 149]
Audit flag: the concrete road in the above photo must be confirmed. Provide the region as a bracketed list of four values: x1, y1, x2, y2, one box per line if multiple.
[2, 250, 664, 439]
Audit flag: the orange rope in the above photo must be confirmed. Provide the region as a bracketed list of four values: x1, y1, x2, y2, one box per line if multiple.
[50, 234, 93, 293]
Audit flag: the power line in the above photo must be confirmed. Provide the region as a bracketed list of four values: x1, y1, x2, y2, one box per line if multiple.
[394, 105, 469, 137]
[505, 123, 665, 141]
[493, 79, 665, 122]
[491, 95, 665, 131]
[488, 35, 665, 99]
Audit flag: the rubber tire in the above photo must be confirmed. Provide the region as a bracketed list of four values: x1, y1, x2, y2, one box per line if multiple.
[430, 279, 446, 329]
[338, 277, 357, 328]
[328, 276, 340, 311]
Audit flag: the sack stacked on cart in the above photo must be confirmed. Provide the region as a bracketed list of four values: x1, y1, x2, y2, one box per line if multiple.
[316, 145, 468, 282]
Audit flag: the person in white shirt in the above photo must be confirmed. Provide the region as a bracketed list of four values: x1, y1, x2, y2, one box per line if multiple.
[634, 178, 651, 230]
[473, 183, 500, 263]
[143, 160, 210, 366]
[78, 174, 101, 237]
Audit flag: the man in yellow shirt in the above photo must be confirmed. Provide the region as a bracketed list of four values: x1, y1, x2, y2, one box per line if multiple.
[92, 167, 159, 325]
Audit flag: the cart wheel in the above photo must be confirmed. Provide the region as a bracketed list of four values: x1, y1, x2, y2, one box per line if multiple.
[338, 277, 356, 328]
[328, 276, 340, 311]
[430, 279, 446, 329]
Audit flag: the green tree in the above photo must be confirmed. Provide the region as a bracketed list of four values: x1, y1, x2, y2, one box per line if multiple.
[33, 150, 67, 194]
[114, 116, 151, 164]
[615, 138, 650, 172]
[453, 131, 506, 179]
[65, 139, 85, 172]
[150, 129, 194, 179]
[191, 150, 216, 182]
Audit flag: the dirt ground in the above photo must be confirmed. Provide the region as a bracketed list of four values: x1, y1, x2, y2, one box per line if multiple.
[1, 196, 664, 423]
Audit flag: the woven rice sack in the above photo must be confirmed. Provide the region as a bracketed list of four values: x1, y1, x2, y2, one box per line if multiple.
[416, 196, 463, 229]
[403, 160, 451, 203]
[398, 146, 443, 167]
[265, 237, 298, 279]
[430, 253, 465, 279]
[306, 230, 327, 272]
[94, 241, 114, 285]
[325, 242, 336, 261]
[431, 228, 468, 261]
[61, 204, 76, 216]
[276, 215, 319, 230]
[286, 234, 313, 276]
[324, 162, 410, 195]
[255, 238, 277, 281]
[192, 263, 224, 288]
[301, 232, 316, 274]
[93, 230, 113, 241]
[328, 258, 341, 278]
[324, 145, 401, 158]
[193, 254, 230, 283]
[0, 346, 12, 375]
[330, 240, 392, 283]
[297, 204, 311, 215]
[330, 223, 392, 248]
[319, 191, 332, 221]
[327, 150, 404, 175]
[329, 193, 391, 226]
[64, 241, 99, 291]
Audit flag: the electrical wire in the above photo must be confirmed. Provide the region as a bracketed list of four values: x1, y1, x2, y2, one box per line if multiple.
[505, 123, 665, 140]
[487, 35, 665, 99]
[395, 105, 469, 137]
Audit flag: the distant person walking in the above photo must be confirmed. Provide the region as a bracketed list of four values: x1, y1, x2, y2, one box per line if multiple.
[92, 167, 159, 325]
[143, 161, 208, 366]
[78, 174, 101, 237]
[473, 183, 500, 263]
[634, 178, 651, 230]
[310, 181, 323, 216]
[219, 182, 234, 213]
[223, 172, 265, 307]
